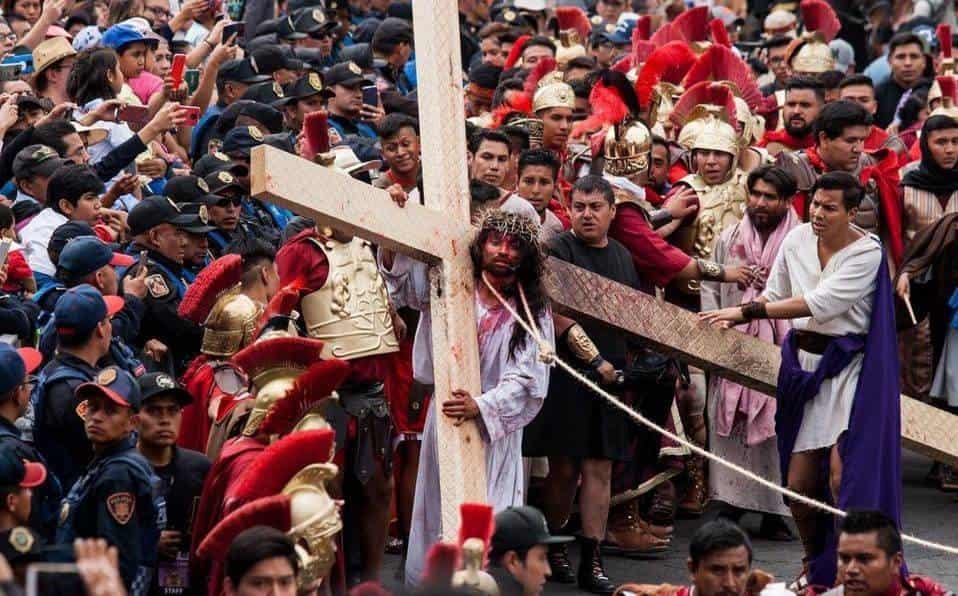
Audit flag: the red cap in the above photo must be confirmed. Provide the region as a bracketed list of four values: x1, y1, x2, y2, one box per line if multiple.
[16, 348, 42, 375]
[103, 295, 125, 317]
[110, 252, 135, 268]
[20, 460, 46, 488]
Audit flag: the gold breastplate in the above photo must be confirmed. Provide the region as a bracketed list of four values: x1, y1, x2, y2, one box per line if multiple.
[672, 172, 747, 294]
[300, 237, 399, 360]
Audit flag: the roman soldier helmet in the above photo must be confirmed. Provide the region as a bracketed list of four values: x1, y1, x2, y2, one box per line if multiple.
[648, 6, 712, 54]
[197, 430, 342, 589]
[786, 0, 841, 75]
[178, 254, 263, 358]
[682, 44, 773, 145]
[671, 82, 741, 159]
[528, 58, 576, 112]
[451, 503, 497, 593]
[929, 76, 958, 121]
[230, 337, 349, 437]
[929, 25, 955, 108]
[634, 41, 698, 138]
[573, 71, 651, 178]
[552, 7, 591, 67]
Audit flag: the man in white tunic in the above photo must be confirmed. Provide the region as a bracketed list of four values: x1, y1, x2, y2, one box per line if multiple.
[381, 209, 554, 587]
[700, 171, 903, 586]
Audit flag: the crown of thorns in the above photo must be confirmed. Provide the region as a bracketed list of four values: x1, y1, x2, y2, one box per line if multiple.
[474, 208, 540, 246]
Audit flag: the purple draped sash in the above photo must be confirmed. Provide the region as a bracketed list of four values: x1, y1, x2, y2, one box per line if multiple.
[775, 254, 903, 586]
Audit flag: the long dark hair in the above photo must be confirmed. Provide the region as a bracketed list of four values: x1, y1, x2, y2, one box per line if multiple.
[67, 48, 120, 106]
[469, 226, 548, 360]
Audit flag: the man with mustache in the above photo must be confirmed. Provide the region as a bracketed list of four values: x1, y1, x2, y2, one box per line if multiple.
[758, 78, 824, 158]
[875, 33, 931, 129]
[700, 165, 799, 541]
[775, 100, 904, 266]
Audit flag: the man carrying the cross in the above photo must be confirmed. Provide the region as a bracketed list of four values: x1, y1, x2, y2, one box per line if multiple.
[700, 172, 902, 586]
[382, 209, 554, 586]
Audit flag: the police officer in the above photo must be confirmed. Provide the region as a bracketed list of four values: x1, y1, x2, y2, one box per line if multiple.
[0, 447, 49, 588]
[135, 372, 210, 596]
[57, 366, 165, 596]
[0, 345, 61, 538]
[120, 196, 203, 375]
[203, 169, 269, 254]
[33, 285, 123, 492]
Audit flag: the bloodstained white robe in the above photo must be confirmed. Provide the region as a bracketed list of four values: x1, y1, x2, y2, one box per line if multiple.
[382, 254, 554, 587]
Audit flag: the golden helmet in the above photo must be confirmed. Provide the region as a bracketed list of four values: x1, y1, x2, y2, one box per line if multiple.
[506, 116, 544, 146]
[649, 83, 682, 138]
[788, 36, 834, 75]
[677, 117, 706, 152]
[691, 115, 741, 158]
[603, 119, 652, 178]
[283, 463, 343, 589]
[553, 6, 590, 68]
[929, 78, 943, 108]
[201, 288, 264, 358]
[533, 82, 576, 112]
[292, 399, 336, 433]
[732, 96, 765, 145]
[555, 36, 587, 68]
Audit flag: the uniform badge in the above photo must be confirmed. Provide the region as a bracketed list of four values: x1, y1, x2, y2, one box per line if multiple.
[308, 72, 323, 91]
[75, 400, 88, 420]
[145, 274, 171, 299]
[97, 368, 117, 386]
[273, 82, 284, 97]
[198, 205, 210, 224]
[347, 61, 361, 75]
[503, 9, 516, 21]
[214, 151, 230, 162]
[59, 502, 70, 525]
[218, 171, 234, 184]
[248, 126, 264, 141]
[312, 8, 324, 22]
[9, 527, 33, 553]
[106, 493, 135, 525]
[197, 178, 210, 193]
[156, 374, 175, 389]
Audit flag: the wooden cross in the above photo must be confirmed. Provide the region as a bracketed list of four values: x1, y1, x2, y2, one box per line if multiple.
[251, 0, 958, 543]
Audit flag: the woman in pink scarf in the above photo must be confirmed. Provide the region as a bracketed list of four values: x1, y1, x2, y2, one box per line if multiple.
[700, 165, 799, 540]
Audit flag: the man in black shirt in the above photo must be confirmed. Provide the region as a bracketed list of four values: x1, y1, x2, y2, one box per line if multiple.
[136, 372, 210, 596]
[874, 32, 931, 128]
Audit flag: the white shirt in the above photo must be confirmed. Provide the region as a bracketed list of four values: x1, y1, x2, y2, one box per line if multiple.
[19, 208, 67, 276]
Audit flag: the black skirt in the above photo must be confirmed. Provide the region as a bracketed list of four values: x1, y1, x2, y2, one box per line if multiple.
[523, 350, 634, 461]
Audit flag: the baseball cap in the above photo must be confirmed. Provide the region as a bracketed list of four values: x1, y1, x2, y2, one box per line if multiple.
[15, 94, 51, 112]
[763, 10, 797, 35]
[371, 17, 413, 53]
[293, 7, 337, 36]
[75, 366, 142, 411]
[222, 125, 266, 158]
[607, 13, 637, 45]
[193, 151, 248, 178]
[54, 284, 125, 338]
[205, 169, 245, 195]
[263, 132, 295, 153]
[829, 39, 855, 73]
[337, 43, 374, 71]
[0, 527, 44, 566]
[323, 61, 371, 90]
[72, 25, 102, 51]
[57, 236, 135, 278]
[219, 58, 271, 84]
[164, 175, 215, 205]
[285, 71, 325, 100]
[0, 447, 46, 489]
[490, 506, 572, 556]
[0, 344, 42, 395]
[178, 202, 217, 234]
[127, 195, 195, 236]
[277, 14, 307, 41]
[238, 102, 286, 133]
[242, 80, 294, 107]
[251, 46, 304, 75]
[12, 145, 68, 180]
[48, 221, 97, 265]
[101, 23, 159, 51]
[32, 36, 76, 75]
[137, 372, 193, 406]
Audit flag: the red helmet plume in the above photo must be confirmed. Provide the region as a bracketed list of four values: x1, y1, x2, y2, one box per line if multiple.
[177, 254, 243, 323]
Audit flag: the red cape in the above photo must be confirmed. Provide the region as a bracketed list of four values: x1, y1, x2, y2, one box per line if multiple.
[758, 128, 815, 151]
[794, 148, 904, 265]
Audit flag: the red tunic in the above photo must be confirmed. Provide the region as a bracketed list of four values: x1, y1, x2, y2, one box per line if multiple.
[190, 436, 266, 596]
[865, 125, 889, 152]
[793, 147, 905, 265]
[758, 128, 815, 152]
[609, 203, 691, 288]
[178, 356, 249, 453]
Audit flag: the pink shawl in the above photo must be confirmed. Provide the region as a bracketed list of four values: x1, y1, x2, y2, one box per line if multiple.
[714, 208, 798, 446]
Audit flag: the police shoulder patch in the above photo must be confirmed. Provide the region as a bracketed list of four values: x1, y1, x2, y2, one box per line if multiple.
[106, 492, 135, 525]
[145, 274, 170, 298]
[9, 527, 33, 553]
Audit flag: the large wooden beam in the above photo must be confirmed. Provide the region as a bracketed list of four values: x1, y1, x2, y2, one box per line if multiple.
[543, 257, 958, 467]
[250, 145, 464, 265]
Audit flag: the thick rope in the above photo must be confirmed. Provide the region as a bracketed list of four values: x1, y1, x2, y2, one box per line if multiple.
[480, 276, 958, 556]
